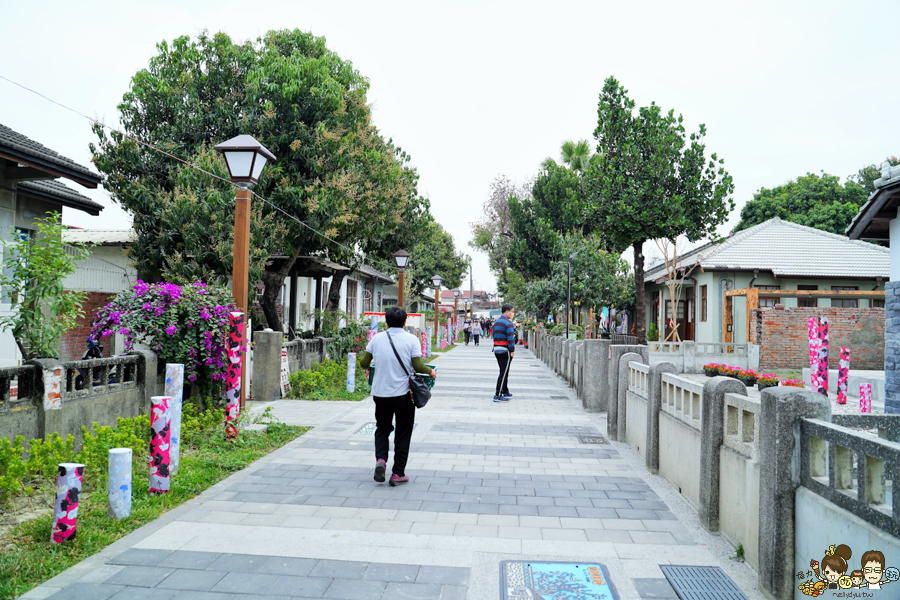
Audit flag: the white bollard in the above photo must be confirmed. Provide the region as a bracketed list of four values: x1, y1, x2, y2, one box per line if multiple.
[346, 352, 357, 392]
[108, 448, 132, 519]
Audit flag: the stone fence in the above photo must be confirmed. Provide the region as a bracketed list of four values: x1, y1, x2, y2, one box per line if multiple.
[252, 331, 338, 402]
[621, 356, 900, 600]
[648, 340, 759, 373]
[282, 336, 336, 374]
[0, 350, 160, 447]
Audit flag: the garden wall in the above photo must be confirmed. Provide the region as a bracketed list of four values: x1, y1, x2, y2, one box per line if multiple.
[57, 291, 116, 361]
[750, 306, 884, 371]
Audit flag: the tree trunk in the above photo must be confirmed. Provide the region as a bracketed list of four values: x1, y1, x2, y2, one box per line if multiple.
[326, 271, 347, 312]
[633, 240, 646, 344]
[259, 256, 297, 332]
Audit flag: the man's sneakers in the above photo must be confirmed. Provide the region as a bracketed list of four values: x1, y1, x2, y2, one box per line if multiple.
[502, 392, 513, 398]
[389, 474, 409, 486]
[374, 459, 386, 482]
[493, 395, 510, 402]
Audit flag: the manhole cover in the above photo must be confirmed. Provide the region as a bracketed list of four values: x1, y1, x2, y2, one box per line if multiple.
[578, 435, 609, 444]
[500, 561, 618, 599]
[355, 422, 418, 436]
[660, 565, 748, 600]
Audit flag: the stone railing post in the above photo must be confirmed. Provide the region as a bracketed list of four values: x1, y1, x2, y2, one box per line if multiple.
[885, 280, 900, 414]
[252, 329, 283, 402]
[128, 348, 160, 405]
[698, 376, 747, 531]
[582, 339, 609, 412]
[683, 341, 696, 373]
[757, 387, 830, 600]
[608, 345, 649, 441]
[575, 341, 585, 399]
[646, 361, 678, 474]
[617, 352, 643, 441]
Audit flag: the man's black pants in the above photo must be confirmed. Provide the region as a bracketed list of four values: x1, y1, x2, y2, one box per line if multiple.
[495, 351, 512, 396]
[374, 393, 416, 476]
[464, 330, 471, 344]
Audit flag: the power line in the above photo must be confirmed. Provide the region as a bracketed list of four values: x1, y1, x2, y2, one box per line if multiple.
[0, 73, 403, 279]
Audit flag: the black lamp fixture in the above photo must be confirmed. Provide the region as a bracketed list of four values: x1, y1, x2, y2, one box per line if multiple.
[214, 135, 276, 188]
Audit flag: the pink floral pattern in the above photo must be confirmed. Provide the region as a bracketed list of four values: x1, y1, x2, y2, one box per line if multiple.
[52, 463, 84, 543]
[149, 396, 171, 494]
[837, 347, 850, 405]
[224, 312, 244, 441]
[860, 383, 872, 413]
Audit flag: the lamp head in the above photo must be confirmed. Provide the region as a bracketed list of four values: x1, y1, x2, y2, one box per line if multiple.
[431, 274, 443, 288]
[393, 249, 410, 270]
[214, 134, 276, 187]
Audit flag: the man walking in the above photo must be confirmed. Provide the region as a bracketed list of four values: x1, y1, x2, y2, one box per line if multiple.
[360, 307, 436, 486]
[492, 304, 516, 402]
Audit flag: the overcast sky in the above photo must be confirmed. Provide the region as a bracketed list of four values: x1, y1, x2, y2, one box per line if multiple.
[2, 0, 897, 292]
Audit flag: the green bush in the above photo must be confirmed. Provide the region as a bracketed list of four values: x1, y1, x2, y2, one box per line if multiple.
[288, 355, 370, 400]
[647, 323, 660, 342]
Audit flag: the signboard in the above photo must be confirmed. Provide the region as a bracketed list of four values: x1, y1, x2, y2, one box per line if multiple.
[500, 561, 618, 600]
[280, 348, 290, 397]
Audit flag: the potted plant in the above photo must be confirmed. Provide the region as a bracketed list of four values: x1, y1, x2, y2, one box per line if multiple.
[782, 379, 805, 388]
[703, 363, 721, 377]
[757, 373, 779, 391]
[735, 369, 757, 386]
[719, 365, 738, 379]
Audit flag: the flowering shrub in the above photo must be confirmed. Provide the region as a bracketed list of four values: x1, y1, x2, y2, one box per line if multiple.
[757, 373, 780, 386]
[720, 366, 739, 378]
[783, 379, 805, 388]
[90, 281, 237, 395]
[735, 369, 757, 380]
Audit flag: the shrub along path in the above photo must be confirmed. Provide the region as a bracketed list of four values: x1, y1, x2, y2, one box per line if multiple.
[21, 344, 762, 600]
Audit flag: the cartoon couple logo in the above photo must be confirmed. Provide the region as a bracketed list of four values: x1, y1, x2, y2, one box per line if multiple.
[798, 545, 899, 596]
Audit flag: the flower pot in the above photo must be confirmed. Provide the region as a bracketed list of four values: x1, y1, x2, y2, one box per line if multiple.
[757, 382, 777, 392]
[739, 378, 756, 387]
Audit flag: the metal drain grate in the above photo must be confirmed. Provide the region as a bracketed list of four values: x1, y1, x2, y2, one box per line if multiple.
[577, 435, 609, 444]
[660, 565, 748, 600]
[550, 395, 568, 399]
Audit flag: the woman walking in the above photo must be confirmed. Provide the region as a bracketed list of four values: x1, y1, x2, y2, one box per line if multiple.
[360, 307, 436, 485]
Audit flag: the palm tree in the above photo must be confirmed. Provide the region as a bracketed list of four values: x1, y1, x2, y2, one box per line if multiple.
[542, 139, 600, 173]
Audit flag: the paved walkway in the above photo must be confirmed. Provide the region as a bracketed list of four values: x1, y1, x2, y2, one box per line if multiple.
[25, 344, 763, 600]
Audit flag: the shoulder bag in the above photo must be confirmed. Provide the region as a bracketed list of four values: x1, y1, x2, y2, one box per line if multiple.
[386, 330, 431, 408]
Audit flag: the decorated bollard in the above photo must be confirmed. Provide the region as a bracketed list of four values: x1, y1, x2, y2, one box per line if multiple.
[149, 395, 171, 495]
[421, 332, 427, 357]
[808, 317, 820, 392]
[346, 352, 356, 392]
[837, 348, 850, 405]
[860, 383, 872, 413]
[165, 364, 184, 475]
[108, 448, 132, 519]
[51, 463, 85, 543]
[427, 326, 433, 358]
[224, 312, 245, 441]
[368, 314, 378, 343]
[817, 317, 829, 396]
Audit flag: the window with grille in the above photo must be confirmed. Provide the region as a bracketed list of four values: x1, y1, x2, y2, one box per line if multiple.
[755, 285, 779, 307]
[346, 280, 358, 317]
[831, 286, 858, 308]
[700, 285, 708, 321]
[872, 299, 885, 308]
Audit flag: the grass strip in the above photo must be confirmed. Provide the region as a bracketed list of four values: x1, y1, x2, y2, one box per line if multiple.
[0, 422, 307, 599]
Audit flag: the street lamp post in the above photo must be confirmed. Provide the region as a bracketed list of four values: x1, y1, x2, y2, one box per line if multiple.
[214, 134, 275, 409]
[393, 250, 410, 308]
[566, 252, 577, 339]
[432, 275, 443, 348]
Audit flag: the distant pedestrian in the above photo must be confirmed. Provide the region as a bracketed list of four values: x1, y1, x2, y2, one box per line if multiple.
[473, 321, 481, 346]
[360, 306, 436, 486]
[463, 317, 472, 345]
[492, 304, 516, 402]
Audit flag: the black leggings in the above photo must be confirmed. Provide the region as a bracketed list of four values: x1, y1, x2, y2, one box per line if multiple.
[374, 394, 416, 476]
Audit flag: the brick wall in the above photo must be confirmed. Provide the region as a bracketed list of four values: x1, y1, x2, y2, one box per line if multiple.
[58, 292, 114, 362]
[751, 306, 884, 371]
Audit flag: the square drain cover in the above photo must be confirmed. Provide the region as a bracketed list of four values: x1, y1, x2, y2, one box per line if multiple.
[550, 395, 568, 399]
[355, 422, 418, 436]
[500, 561, 618, 599]
[578, 435, 609, 444]
[660, 565, 748, 600]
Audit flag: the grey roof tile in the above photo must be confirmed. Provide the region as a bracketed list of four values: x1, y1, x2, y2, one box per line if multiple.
[18, 179, 104, 215]
[644, 218, 889, 280]
[0, 123, 100, 182]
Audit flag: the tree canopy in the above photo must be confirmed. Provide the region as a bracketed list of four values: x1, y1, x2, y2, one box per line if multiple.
[91, 29, 440, 330]
[584, 76, 734, 342]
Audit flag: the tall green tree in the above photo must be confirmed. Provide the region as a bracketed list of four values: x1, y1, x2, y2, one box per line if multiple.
[91, 30, 424, 331]
[733, 172, 868, 235]
[584, 76, 734, 343]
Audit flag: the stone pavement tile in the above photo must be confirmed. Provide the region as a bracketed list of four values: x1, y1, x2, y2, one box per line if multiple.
[104, 566, 175, 588]
[169, 591, 235, 600]
[381, 582, 443, 599]
[257, 556, 318, 576]
[591, 498, 631, 509]
[603, 518, 647, 531]
[628, 531, 679, 544]
[157, 552, 222, 570]
[324, 578, 386, 599]
[108, 588, 177, 600]
[497, 526, 543, 539]
[109, 549, 174, 567]
[410, 522, 456, 536]
[322, 517, 371, 531]
[415, 566, 470, 585]
[367, 520, 413, 533]
[239, 513, 291, 527]
[362, 562, 420, 583]
[206, 554, 270, 573]
[394, 509, 439, 523]
[453, 524, 498, 538]
[656, 510, 679, 520]
[541, 528, 587, 541]
[435, 512, 478, 525]
[272, 504, 320, 516]
[498, 504, 539, 516]
[585, 528, 633, 543]
[559, 517, 605, 529]
[537, 506, 579, 517]
[282, 516, 329, 529]
[519, 515, 559, 528]
[310, 559, 370, 579]
[616, 508, 661, 520]
[211, 572, 280, 594]
[197, 512, 247, 525]
[156, 570, 227, 591]
[633, 577, 679, 598]
[46, 585, 124, 600]
[268, 574, 332, 597]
